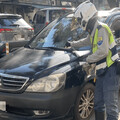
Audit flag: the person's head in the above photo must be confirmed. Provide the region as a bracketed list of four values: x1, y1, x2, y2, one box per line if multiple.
[74, 1, 97, 31]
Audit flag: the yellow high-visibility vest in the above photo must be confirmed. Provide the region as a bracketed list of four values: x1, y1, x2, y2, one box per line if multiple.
[90, 24, 119, 70]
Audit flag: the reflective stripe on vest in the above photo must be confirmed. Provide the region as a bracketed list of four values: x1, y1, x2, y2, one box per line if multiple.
[90, 24, 119, 70]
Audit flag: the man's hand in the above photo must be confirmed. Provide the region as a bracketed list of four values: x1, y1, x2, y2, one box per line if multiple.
[83, 63, 91, 70]
[82, 62, 96, 78]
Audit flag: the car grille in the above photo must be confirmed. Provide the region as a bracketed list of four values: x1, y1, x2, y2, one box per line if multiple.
[0, 73, 29, 91]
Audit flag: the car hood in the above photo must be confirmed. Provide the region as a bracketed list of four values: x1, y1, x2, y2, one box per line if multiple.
[0, 48, 89, 78]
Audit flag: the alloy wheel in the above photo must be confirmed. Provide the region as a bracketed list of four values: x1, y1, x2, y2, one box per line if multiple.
[79, 89, 94, 119]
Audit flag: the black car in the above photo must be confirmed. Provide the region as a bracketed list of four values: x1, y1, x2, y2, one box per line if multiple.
[0, 14, 95, 120]
[0, 9, 120, 120]
[0, 13, 34, 58]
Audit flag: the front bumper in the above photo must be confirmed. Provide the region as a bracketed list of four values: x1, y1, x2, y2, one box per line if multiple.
[0, 87, 80, 120]
[0, 110, 73, 120]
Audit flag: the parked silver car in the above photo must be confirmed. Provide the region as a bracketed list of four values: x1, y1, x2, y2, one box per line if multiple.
[33, 7, 74, 33]
[0, 13, 34, 57]
[0, 13, 34, 42]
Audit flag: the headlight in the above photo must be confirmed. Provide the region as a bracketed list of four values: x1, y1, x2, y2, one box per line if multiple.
[26, 73, 66, 92]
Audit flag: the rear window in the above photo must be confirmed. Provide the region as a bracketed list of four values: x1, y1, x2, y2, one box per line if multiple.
[33, 11, 46, 24]
[49, 9, 72, 21]
[0, 17, 31, 28]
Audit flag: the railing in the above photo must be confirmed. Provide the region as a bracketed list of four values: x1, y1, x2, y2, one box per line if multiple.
[19, 0, 51, 5]
[0, 0, 82, 6]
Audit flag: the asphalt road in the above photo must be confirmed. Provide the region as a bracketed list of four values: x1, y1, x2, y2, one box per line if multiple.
[90, 92, 120, 120]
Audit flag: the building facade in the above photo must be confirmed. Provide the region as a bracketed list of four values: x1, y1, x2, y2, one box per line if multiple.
[0, 0, 115, 24]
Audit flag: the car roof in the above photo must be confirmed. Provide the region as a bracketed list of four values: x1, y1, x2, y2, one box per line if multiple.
[40, 7, 75, 11]
[98, 8, 120, 17]
[0, 13, 22, 17]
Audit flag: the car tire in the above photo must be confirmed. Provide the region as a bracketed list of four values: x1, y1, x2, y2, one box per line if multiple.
[74, 83, 95, 120]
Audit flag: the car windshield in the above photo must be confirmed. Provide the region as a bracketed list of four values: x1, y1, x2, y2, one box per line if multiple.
[29, 14, 85, 49]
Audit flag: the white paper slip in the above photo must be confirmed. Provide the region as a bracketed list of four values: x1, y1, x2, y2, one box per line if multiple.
[0, 101, 6, 111]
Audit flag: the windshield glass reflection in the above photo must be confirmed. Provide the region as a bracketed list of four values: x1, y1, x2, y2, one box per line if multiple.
[29, 15, 84, 49]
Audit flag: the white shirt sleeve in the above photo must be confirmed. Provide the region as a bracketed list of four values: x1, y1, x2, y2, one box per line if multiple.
[86, 27, 109, 63]
[70, 34, 91, 48]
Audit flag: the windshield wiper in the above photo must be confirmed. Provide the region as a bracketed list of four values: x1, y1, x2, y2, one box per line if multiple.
[27, 46, 73, 52]
[9, 24, 20, 27]
[43, 47, 72, 52]
[27, 45, 31, 48]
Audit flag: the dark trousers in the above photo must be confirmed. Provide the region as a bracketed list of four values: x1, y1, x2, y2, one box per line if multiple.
[94, 64, 120, 120]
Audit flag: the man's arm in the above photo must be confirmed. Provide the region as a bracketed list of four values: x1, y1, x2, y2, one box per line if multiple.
[86, 27, 110, 63]
[70, 34, 91, 48]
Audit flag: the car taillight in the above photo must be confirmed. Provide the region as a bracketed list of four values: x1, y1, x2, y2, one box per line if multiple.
[2, 48, 6, 52]
[62, 8, 66, 10]
[0, 28, 13, 32]
[46, 22, 49, 26]
[28, 28, 34, 31]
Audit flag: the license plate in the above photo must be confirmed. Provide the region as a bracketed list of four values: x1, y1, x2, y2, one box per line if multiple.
[0, 101, 6, 111]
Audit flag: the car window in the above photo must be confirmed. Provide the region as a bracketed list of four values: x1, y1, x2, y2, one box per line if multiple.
[106, 15, 120, 39]
[111, 18, 120, 39]
[0, 17, 31, 28]
[98, 16, 107, 23]
[49, 9, 72, 21]
[29, 15, 87, 49]
[33, 11, 46, 24]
